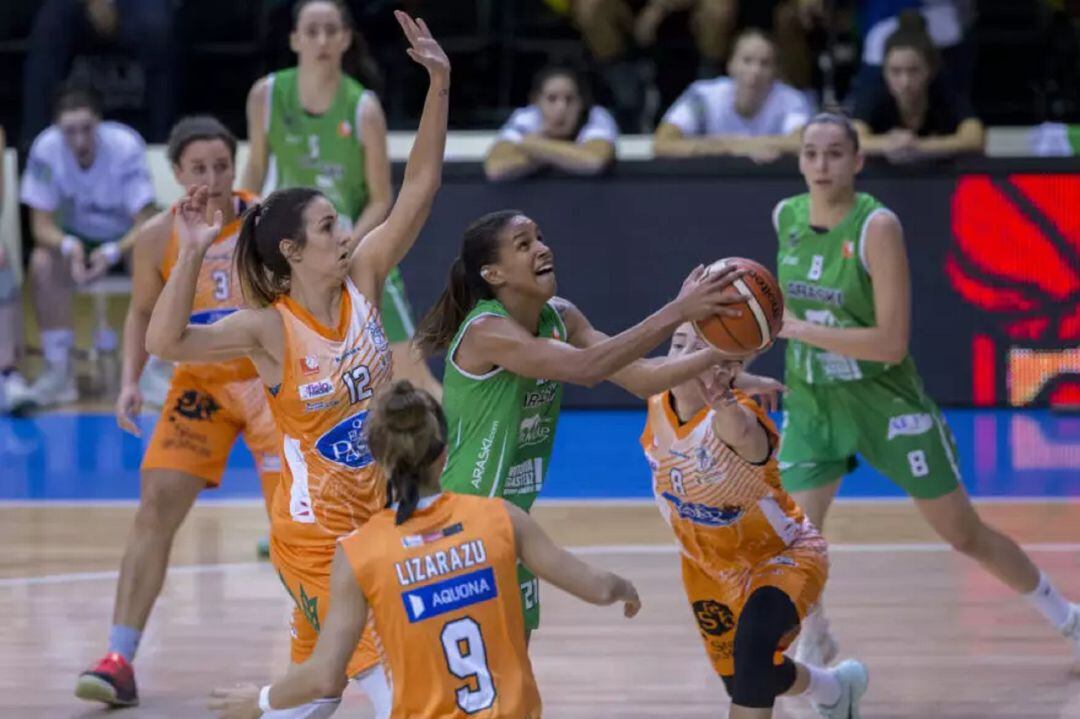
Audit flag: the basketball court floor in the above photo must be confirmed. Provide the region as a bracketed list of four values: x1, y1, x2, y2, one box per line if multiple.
[4, 407, 1080, 718]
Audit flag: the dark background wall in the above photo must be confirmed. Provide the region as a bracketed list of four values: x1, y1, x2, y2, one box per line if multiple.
[397, 158, 1080, 408]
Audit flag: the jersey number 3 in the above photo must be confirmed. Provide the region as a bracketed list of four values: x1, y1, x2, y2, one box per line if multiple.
[441, 617, 496, 712]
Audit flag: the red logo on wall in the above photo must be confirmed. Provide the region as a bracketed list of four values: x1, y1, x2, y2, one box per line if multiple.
[947, 174, 1080, 407]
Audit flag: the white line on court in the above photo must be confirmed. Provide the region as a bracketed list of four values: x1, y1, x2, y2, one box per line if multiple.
[3, 543, 1079, 589]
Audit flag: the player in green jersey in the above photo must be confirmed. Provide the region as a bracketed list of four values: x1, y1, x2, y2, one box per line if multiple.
[776, 112, 1080, 668]
[414, 211, 750, 636]
[242, 0, 441, 400]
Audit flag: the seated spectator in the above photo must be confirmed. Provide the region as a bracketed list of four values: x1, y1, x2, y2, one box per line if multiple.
[19, 0, 178, 148]
[484, 66, 618, 182]
[20, 84, 157, 408]
[853, 10, 984, 163]
[0, 124, 32, 415]
[653, 30, 811, 162]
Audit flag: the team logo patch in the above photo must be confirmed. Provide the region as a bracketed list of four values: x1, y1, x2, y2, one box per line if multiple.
[172, 390, 220, 422]
[402, 522, 464, 549]
[842, 240, 855, 259]
[315, 411, 374, 468]
[337, 120, 352, 138]
[661, 492, 742, 527]
[887, 413, 933, 440]
[518, 414, 552, 447]
[298, 378, 334, 401]
[401, 567, 497, 622]
[366, 318, 389, 353]
[300, 355, 320, 376]
[692, 600, 735, 637]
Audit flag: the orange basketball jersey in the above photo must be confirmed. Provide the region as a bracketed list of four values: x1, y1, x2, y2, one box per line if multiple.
[269, 277, 393, 546]
[160, 190, 258, 383]
[341, 492, 542, 719]
[641, 390, 811, 568]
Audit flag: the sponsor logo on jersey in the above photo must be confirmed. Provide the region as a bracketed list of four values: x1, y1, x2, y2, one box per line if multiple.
[522, 380, 558, 409]
[298, 379, 334, 401]
[304, 399, 340, 413]
[366, 318, 389, 353]
[518, 414, 553, 447]
[782, 255, 799, 266]
[300, 355, 320, 375]
[692, 599, 735, 637]
[661, 492, 742, 527]
[333, 346, 363, 365]
[401, 522, 464, 549]
[189, 308, 238, 325]
[314, 411, 374, 468]
[337, 120, 352, 138]
[401, 566, 497, 623]
[842, 240, 855, 259]
[504, 458, 542, 496]
[785, 281, 845, 307]
[396, 539, 487, 587]
[887, 412, 933, 440]
[471, 421, 500, 490]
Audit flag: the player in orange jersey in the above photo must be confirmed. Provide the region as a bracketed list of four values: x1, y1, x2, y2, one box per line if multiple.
[147, 13, 447, 718]
[209, 380, 641, 719]
[640, 324, 868, 719]
[75, 116, 282, 708]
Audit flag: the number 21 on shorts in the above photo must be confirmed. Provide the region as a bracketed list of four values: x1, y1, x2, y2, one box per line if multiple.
[907, 449, 929, 478]
[441, 617, 496, 712]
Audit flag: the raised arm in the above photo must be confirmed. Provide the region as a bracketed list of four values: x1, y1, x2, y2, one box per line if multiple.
[559, 298, 728, 398]
[507, 502, 640, 616]
[145, 187, 272, 367]
[779, 210, 910, 363]
[347, 92, 392, 251]
[241, 77, 271, 194]
[209, 546, 365, 717]
[350, 12, 449, 301]
[457, 265, 744, 387]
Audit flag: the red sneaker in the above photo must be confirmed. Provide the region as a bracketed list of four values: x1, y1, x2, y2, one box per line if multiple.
[75, 652, 138, 707]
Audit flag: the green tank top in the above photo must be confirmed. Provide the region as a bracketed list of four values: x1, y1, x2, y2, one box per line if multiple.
[775, 192, 917, 385]
[266, 68, 368, 222]
[440, 299, 568, 512]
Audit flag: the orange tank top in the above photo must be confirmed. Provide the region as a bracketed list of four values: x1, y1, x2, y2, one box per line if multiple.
[640, 390, 810, 568]
[341, 493, 542, 719]
[159, 190, 258, 383]
[269, 277, 393, 546]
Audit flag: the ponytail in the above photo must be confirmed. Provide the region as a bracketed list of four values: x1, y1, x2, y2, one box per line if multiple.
[414, 210, 523, 357]
[366, 380, 448, 525]
[234, 187, 322, 307]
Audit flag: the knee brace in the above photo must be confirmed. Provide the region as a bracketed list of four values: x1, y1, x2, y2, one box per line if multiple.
[729, 586, 800, 708]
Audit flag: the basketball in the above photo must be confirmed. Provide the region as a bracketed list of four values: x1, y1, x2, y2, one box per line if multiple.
[692, 257, 784, 354]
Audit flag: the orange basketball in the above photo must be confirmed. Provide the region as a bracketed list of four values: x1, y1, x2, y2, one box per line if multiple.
[692, 257, 784, 354]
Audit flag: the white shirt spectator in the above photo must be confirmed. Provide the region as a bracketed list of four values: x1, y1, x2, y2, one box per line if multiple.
[21, 121, 155, 244]
[662, 77, 812, 138]
[497, 105, 619, 145]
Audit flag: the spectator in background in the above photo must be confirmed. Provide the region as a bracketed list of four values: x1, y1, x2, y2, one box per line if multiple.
[0, 125, 33, 415]
[19, 0, 178, 147]
[654, 30, 811, 161]
[853, 11, 984, 163]
[20, 84, 157, 408]
[485, 66, 618, 182]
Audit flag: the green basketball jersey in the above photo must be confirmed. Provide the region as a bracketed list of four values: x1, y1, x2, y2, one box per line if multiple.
[266, 68, 368, 221]
[775, 192, 917, 385]
[440, 299, 567, 513]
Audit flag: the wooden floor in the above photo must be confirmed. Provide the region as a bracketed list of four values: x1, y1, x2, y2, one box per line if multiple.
[7, 501, 1080, 718]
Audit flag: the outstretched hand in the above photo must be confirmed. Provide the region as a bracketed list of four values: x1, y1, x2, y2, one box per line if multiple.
[175, 185, 222, 255]
[395, 11, 449, 81]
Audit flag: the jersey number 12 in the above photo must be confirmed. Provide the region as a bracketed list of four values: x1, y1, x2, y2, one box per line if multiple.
[342, 365, 373, 404]
[441, 617, 496, 712]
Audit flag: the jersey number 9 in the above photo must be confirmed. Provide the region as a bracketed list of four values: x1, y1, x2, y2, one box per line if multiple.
[441, 617, 496, 712]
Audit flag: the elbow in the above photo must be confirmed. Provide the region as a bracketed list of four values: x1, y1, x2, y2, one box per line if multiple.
[312, 668, 348, 700]
[879, 340, 908, 364]
[144, 330, 177, 360]
[483, 159, 511, 182]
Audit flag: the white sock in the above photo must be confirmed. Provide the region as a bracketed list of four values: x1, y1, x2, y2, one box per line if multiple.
[1025, 571, 1072, 630]
[803, 663, 842, 706]
[260, 698, 341, 719]
[802, 604, 828, 635]
[40, 329, 74, 367]
[354, 664, 392, 719]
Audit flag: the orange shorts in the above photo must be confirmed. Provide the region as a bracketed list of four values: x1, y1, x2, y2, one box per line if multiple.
[271, 534, 380, 678]
[142, 370, 281, 486]
[681, 530, 828, 677]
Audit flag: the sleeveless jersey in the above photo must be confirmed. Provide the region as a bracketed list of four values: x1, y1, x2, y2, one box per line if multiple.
[774, 192, 918, 385]
[265, 68, 368, 222]
[160, 190, 257, 383]
[342, 493, 541, 719]
[641, 390, 810, 567]
[439, 299, 567, 512]
[269, 278, 393, 546]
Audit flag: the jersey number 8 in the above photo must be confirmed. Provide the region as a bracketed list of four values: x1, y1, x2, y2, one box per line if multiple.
[441, 617, 496, 712]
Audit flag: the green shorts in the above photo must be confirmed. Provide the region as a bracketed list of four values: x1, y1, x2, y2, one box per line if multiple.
[778, 366, 961, 500]
[380, 266, 415, 343]
[518, 562, 540, 633]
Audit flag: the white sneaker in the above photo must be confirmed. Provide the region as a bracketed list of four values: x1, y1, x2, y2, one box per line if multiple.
[796, 612, 839, 667]
[0, 371, 36, 414]
[30, 363, 78, 408]
[814, 659, 868, 719]
[1060, 603, 1080, 664]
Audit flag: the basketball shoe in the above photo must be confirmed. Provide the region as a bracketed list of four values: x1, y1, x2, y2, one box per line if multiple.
[75, 652, 138, 706]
